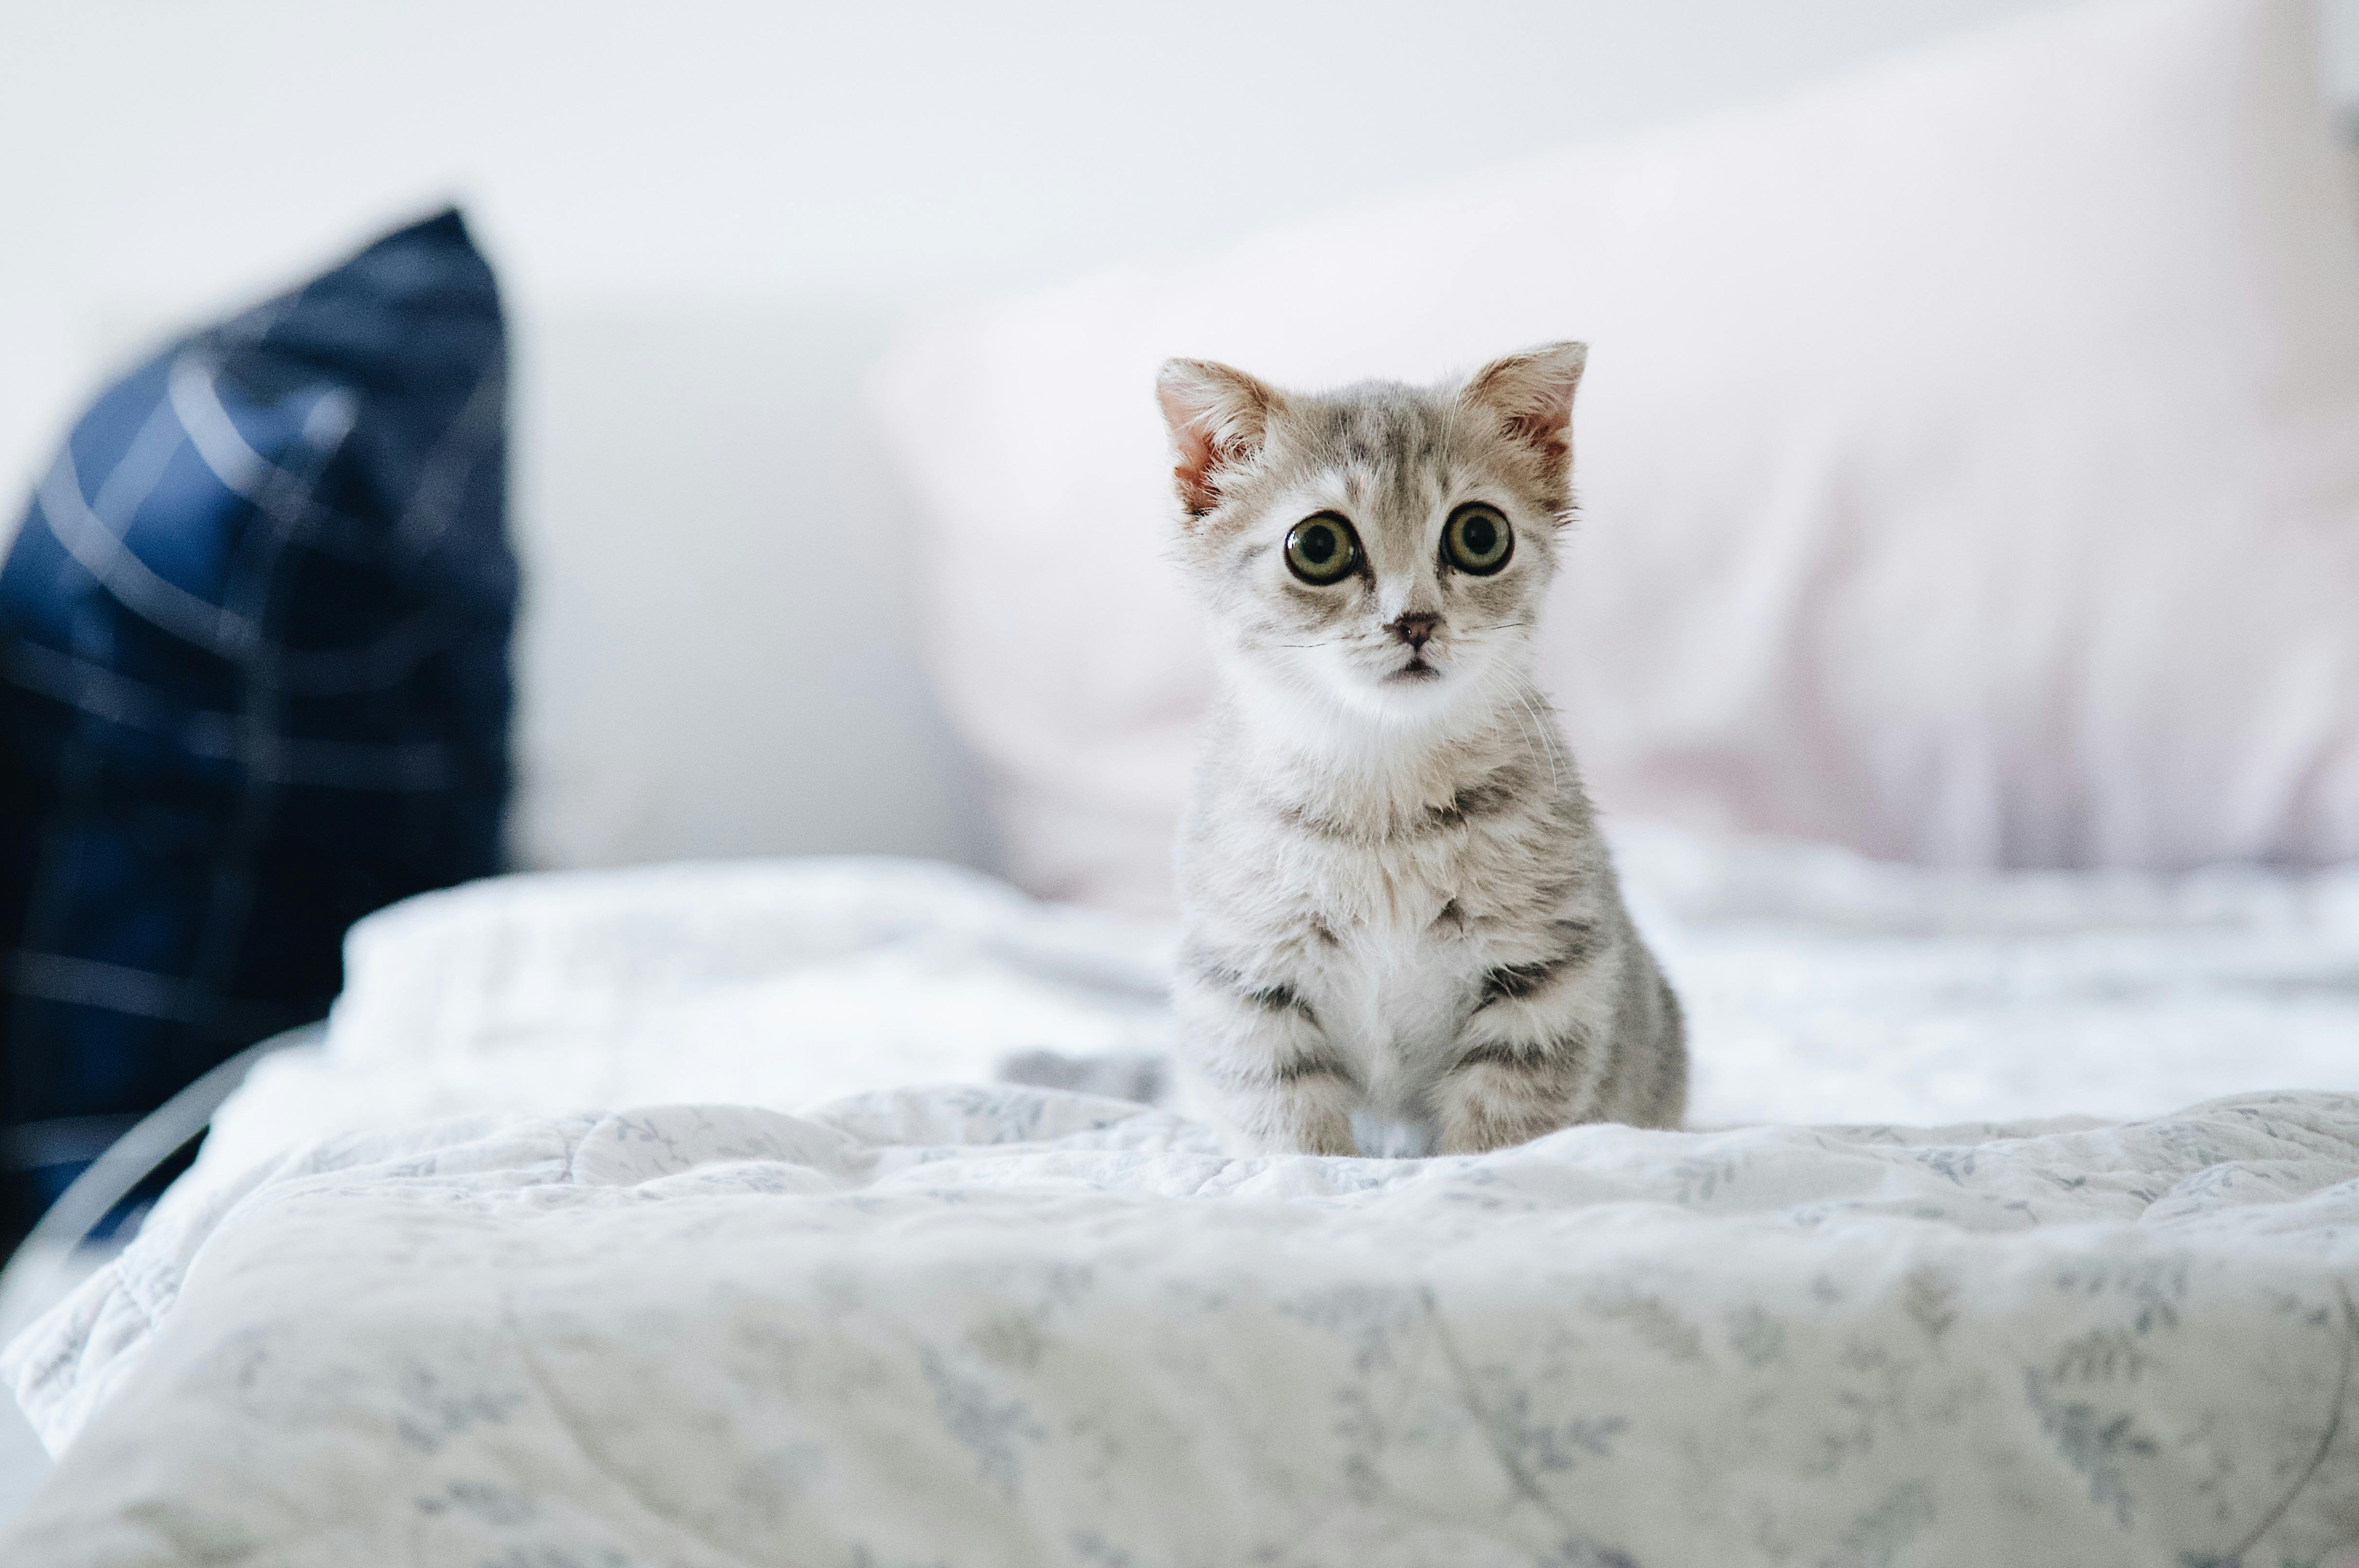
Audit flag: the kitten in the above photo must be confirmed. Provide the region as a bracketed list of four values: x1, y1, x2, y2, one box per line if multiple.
[1157, 343, 1685, 1157]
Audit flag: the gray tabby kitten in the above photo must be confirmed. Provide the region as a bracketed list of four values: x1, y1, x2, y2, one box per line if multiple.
[1156, 343, 1685, 1158]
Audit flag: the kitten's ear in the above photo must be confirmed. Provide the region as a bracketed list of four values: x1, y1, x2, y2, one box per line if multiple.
[1157, 358, 1282, 519]
[1460, 341, 1588, 467]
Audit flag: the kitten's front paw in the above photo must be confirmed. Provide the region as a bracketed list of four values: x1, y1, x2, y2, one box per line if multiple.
[1201, 1105, 1358, 1158]
[1288, 1113, 1360, 1158]
[1435, 1104, 1586, 1155]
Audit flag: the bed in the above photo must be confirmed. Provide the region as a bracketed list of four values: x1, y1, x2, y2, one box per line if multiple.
[8, 0, 2359, 1561]
[1, 829, 2354, 1565]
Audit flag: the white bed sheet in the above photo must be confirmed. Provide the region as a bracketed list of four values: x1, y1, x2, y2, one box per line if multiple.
[3, 830, 2357, 1565]
[184, 823, 2359, 1189]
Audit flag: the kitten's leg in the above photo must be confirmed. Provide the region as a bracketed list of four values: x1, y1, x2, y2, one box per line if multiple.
[1431, 931, 1622, 1155]
[1431, 1043, 1592, 1154]
[1172, 957, 1356, 1156]
[1613, 946, 1688, 1131]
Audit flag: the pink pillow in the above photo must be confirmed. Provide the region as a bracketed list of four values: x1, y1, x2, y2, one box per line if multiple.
[872, 0, 2359, 915]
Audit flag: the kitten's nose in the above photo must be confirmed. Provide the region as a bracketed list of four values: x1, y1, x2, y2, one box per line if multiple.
[1388, 612, 1440, 650]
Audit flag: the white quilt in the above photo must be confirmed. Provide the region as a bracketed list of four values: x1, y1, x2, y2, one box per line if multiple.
[4, 834, 2359, 1565]
[4, 1088, 2357, 1566]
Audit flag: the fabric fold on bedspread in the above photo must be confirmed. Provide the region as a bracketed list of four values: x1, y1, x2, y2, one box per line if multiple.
[4, 1085, 2357, 1566]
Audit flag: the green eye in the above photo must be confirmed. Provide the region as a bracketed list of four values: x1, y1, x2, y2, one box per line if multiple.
[1284, 512, 1362, 584]
[1443, 502, 1513, 575]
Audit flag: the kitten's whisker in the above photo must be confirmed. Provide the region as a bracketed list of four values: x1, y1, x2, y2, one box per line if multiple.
[1514, 687, 1564, 796]
[1508, 704, 1540, 778]
[1537, 710, 1564, 797]
[1528, 698, 1566, 797]
[1501, 689, 1550, 796]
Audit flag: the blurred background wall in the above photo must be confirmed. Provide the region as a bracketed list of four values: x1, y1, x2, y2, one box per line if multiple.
[6, 0, 2358, 875]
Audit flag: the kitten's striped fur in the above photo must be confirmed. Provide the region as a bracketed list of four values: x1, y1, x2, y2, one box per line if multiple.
[1158, 344, 1685, 1157]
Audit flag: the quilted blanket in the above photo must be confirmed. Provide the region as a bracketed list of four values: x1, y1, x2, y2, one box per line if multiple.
[3, 1084, 2355, 1566]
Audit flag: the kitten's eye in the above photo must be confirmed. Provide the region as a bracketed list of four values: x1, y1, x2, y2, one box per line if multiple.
[1443, 502, 1513, 575]
[1284, 513, 1362, 585]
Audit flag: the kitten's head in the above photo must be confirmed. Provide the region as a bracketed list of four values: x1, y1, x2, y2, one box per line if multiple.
[1156, 344, 1584, 728]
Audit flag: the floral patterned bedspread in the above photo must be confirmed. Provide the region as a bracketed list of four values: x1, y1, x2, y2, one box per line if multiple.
[3, 1083, 2355, 1567]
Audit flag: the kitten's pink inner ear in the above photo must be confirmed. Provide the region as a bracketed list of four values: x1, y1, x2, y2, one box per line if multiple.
[1157, 358, 1279, 518]
[1462, 342, 1588, 466]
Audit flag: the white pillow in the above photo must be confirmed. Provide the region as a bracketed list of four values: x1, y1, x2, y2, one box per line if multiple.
[872, 0, 2359, 916]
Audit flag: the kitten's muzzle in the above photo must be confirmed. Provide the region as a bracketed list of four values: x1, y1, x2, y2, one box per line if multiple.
[1387, 612, 1440, 650]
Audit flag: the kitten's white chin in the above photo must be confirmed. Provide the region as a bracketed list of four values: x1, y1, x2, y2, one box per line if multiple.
[1225, 638, 1522, 746]
[1338, 665, 1461, 721]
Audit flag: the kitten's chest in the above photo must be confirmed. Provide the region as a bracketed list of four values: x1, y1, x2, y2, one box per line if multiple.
[1283, 833, 1500, 1058]
[1325, 846, 1460, 934]
[1288, 808, 1525, 935]
[1311, 912, 1471, 1071]
[1185, 752, 1576, 1047]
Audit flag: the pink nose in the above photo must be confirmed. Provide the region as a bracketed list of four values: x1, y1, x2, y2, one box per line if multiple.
[1389, 613, 1439, 650]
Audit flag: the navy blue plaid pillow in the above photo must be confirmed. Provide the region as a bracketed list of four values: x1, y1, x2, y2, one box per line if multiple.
[0, 209, 516, 1243]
